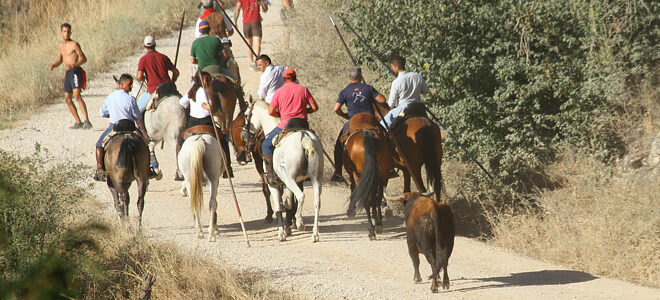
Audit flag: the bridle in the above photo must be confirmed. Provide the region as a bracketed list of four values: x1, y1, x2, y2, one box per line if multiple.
[241, 101, 257, 151]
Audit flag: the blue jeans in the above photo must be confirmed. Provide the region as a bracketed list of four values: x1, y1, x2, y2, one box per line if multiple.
[137, 92, 152, 114]
[261, 127, 283, 156]
[96, 124, 114, 147]
[380, 105, 406, 128]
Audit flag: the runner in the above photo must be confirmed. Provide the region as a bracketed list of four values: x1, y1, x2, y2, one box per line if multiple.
[261, 68, 318, 184]
[136, 35, 180, 113]
[331, 67, 386, 182]
[234, 0, 268, 70]
[256, 54, 286, 104]
[380, 55, 430, 128]
[49, 23, 92, 129]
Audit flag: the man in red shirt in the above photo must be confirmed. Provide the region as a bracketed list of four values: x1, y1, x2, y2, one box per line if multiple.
[136, 35, 180, 113]
[234, 0, 268, 70]
[261, 68, 318, 184]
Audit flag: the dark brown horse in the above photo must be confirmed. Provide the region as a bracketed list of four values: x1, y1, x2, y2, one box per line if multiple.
[104, 132, 150, 225]
[344, 113, 394, 240]
[376, 103, 444, 201]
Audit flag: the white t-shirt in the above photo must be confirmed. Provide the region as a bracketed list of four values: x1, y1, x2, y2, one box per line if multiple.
[179, 87, 212, 119]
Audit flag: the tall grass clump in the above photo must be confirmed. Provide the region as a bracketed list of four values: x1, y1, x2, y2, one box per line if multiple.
[0, 148, 293, 298]
[0, 0, 198, 123]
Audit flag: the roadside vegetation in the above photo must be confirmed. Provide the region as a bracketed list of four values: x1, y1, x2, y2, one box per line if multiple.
[0, 149, 292, 299]
[0, 0, 199, 126]
[278, 0, 658, 287]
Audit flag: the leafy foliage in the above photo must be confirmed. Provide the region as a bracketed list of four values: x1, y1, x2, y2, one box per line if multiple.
[342, 0, 658, 189]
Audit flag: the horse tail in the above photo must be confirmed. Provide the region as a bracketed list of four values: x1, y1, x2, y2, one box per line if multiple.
[301, 132, 316, 158]
[347, 132, 380, 217]
[422, 124, 444, 201]
[189, 137, 206, 218]
[116, 135, 136, 169]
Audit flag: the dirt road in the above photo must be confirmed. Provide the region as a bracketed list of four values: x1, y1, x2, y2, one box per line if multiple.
[1, 2, 657, 299]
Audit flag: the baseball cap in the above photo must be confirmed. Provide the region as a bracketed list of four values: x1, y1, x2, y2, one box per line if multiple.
[143, 35, 155, 47]
[202, 0, 213, 7]
[199, 20, 210, 32]
[283, 68, 296, 78]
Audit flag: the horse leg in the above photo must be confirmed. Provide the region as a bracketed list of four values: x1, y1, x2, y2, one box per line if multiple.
[374, 186, 384, 234]
[256, 153, 273, 222]
[174, 136, 184, 181]
[208, 179, 219, 242]
[108, 183, 121, 221]
[136, 177, 147, 228]
[282, 188, 294, 236]
[312, 179, 321, 243]
[403, 169, 411, 193]
[282, 177, 305, 232]
[365, 206, 376, 241]
[269, 185, 286, 241]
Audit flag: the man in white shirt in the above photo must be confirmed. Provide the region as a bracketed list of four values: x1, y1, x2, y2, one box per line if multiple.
[380, 55, 430, 128]
[256, 54, 286, 104]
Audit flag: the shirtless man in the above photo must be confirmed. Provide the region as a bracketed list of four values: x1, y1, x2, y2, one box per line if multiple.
[49, 23, 92, 129]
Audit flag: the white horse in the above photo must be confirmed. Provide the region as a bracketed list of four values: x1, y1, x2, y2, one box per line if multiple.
[177, 133, 225, 241]
[245, 100, 323, 242]
[144, 94, 187, 180]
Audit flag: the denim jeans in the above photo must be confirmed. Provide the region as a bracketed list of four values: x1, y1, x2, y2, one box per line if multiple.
[96, 124, 114, 147]
[261, 127, 283, 156]
[379, 105, 406, 128]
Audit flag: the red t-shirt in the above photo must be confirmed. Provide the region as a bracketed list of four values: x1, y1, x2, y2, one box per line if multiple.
[137, 51, 174, 93]
[237, 0, 261, 24]
[271, 82, 317, 129]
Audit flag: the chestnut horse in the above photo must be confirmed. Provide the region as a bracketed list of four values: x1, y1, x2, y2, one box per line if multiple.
[104, 132, 150, 226]
[344, 113, 394, 240]
[376, 103, 444, 201]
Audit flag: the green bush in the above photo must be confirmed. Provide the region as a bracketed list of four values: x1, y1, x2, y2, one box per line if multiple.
[342, 0, 658, 189]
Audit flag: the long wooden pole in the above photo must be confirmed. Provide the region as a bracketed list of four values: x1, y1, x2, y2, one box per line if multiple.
[197, 72, 251, 247]
[174, 11, 185, 68]
[215, 0, 258, 57]
[330, 16, 425, 192]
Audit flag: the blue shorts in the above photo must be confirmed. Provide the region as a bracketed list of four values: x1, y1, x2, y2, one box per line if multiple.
[261, 127, 283, 156]
[64, 67, 83, 93]
[96, 124, 114, 147]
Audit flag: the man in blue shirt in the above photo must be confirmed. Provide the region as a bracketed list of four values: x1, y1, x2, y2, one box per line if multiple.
[330, 67, 387, 182]
[94, 74, 156, 181]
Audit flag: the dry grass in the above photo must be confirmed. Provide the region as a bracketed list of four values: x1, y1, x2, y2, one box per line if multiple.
[83, 228, 293, 300]
[0, 0, 198, 122]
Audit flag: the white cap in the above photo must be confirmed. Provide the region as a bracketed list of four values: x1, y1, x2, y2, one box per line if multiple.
[202, 0, 213, 7]
[143, 35, 155, 47]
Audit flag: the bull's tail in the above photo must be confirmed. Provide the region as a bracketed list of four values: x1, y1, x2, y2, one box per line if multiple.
[116, 135, 136, 169]
[421, 124, 444, 201]
[189, 137, 206, 219]
[347, 133, 379, 217]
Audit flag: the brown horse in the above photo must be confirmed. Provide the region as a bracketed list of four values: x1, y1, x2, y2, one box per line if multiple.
[376, 103, 444, 201]
[104, 132, 150, 225]
[344, 113, 394, 240]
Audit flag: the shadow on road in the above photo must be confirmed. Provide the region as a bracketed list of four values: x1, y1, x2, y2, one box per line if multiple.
[453, 270, 598, 292]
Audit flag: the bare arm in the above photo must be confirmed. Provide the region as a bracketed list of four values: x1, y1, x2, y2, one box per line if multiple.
[71, 42, 87, 68]
[171, 67, 180, 82]
[268, 105, 280, 118]
[49, 45, 63, 70]
[234, 2, 242, 25]
[375, 93, 386, 103]
[260, 0, 268, 12]
[333, 102, 348, 120]
[136, 70, 146, 82]
[307, 99, 319, 113]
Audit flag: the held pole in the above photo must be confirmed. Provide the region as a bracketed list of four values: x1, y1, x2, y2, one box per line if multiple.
[174, 11, 185, 68]
[196, 72, 251, 247]
[215, 0, 258, 57]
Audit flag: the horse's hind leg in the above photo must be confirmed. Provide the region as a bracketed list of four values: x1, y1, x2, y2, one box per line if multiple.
[365, 206, 376, 240]
[108, 183, 121, 221]
[269, 185, 286, 241]
[174, 137, 184, 181]
[208, 179, 219, 242]
[374, 186, 384, 234]
[136, 177, 147, 228]
[282, 178, 305, 232]
[311, 179, 321, 243]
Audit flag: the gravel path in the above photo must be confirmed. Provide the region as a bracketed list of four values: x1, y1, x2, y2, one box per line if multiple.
[1, 2, 658, 299]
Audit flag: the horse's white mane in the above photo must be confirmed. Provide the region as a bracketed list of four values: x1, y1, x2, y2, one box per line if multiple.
[253, 100, 270, 111]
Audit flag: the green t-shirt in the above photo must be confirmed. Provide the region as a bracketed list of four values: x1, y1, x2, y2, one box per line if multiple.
[190, 35, 221, 71]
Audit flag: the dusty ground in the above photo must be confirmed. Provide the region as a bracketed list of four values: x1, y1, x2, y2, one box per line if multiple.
[1, 2, 658, 299]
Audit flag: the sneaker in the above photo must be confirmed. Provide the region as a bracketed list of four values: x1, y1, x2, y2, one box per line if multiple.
[82, 120, 93, 129]
[330, 173, 344, 183]
[70, 122, 83, 129]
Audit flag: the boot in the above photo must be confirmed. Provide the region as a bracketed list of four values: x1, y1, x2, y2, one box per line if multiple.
[94, 146, 106, 181]
[331, 135, 344, 182]
[263, 154, 276, 185]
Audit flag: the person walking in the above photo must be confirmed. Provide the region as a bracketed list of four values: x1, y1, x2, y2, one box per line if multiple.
[256, 54, 286, 104]
[261, 68, 318, 184]
[380, 55, 430, 128]
[136, 35, 180, 113]
[49, 23, 92, 129]
[330, 67, 386, 182]
[234, 0, 268, 70]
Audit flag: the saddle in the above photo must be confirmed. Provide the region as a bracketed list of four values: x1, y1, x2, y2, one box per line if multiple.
[272, 118, 312, 148]
[182, 125, 218, 140]
[102, 120, 141, 148]
[390, 102, 428, 132]
[147, 81, 182, 111]
[339, 113, 387, 144]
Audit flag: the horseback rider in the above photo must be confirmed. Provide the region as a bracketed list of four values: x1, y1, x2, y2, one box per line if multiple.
[380, 55, 430, 128]
[262, 68, 318, 184]
[179, 71, 234, 177]
[94, 74, 158, 181]
[256, 54, 286, 104]
[136, 35, 180, 113]
[191, 20, 236, 81]
[330, 67, 386, 182]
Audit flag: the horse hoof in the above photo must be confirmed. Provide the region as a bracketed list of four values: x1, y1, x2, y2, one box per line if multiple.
[174, 174, 184, 181]
[278, 228, 287, 241]
[384, 207, 394, 217]
[313, 233, 319, 243]
[296, 223, 305, 232]
[209, 236, 216, 242]
[155, 170, 163, 181]
[197, 232, 204, 239]
[284, 226, 292, 236]
[264, 215, 274, 223]
[180, 186, 188, 197]
[375, 225, 383, 234]
[368, 232, 376, 241]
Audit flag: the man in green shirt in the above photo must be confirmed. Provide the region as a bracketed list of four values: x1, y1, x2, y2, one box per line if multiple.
[190, 20, 235, 80]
